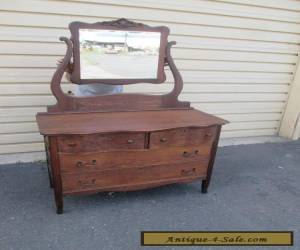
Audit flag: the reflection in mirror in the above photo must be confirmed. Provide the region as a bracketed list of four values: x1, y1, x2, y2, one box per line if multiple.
[79, 29, 161, 79]
[62, 73, 174, 96]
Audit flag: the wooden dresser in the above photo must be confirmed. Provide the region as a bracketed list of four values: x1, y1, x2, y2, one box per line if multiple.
[36, 19, 227, 214]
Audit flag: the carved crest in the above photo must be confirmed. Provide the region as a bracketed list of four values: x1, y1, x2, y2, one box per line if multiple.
[100, 18, 150, 28]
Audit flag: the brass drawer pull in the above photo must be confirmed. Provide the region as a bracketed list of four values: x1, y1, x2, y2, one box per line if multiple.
[76, 160, 97, 168]
[160, 138, 167, 143]
[205, 132, 213, 137]
[183, 151, 191, 157]
[78, 179, 96, 187]
[127, 139, 134, 144]
[76, 161, 83, 167]
[183, 150, 199, 158]
[181, 168, 196, 176]
[67, 142, 77, 147]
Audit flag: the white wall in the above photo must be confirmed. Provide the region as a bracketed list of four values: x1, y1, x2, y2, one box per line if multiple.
[1, 0, 300, 163]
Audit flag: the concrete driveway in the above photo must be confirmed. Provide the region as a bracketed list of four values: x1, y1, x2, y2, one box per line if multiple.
[0, 140, 299, 250]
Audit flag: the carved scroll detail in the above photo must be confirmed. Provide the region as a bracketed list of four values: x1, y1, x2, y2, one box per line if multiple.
[70, 18, 150, 30]
[48, 37, 73, 112]
[162, 41, 189, 108]
[100, 18, 149, 28]
[165, 41, 183, 99]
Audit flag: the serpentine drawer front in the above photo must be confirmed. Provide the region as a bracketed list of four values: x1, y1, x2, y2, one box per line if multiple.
[59, 144, 211, 173]
[57, 127, 215, 195]
[61, 161, 209, 194]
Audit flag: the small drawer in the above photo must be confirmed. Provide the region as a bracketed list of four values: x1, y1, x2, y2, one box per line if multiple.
[61, 161, 208, 193]
[57, 132, 145, 153]
[149, 126, 216, 149]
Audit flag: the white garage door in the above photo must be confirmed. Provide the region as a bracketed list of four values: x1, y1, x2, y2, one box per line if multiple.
[0, 0, 300, 163]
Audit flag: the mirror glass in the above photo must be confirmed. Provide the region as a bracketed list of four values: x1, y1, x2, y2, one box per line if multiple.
[79, 29, 161, 79]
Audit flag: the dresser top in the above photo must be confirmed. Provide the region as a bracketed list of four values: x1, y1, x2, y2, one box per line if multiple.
[36, 109, 227, 135]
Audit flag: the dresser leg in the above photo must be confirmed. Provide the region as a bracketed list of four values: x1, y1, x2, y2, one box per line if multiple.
[48, 173, 53, 188]
[55, 195, 64, 214]
[47, 162, 54, 189]
[44, 136, 53, 189]
[56, 205, 63, 214]
[48, 137, 64, 214]
[53, 176, 64, 214]
[201, 180, 208, 193]
[201, 126, 221, 194]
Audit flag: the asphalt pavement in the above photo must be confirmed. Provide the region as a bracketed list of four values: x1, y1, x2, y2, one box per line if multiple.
[0, 140, 299, 250]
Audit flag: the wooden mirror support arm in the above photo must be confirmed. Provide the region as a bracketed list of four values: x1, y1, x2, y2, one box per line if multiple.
[163, 41, 188, 107]
[48, 37, 74, 112]
[48, 37, 190, 113]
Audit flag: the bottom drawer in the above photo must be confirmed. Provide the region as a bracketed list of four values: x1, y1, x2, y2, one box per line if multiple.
[62, 160, 209, 193]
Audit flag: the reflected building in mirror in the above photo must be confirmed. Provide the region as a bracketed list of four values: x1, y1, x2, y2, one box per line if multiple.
[79, 29, 161, 79]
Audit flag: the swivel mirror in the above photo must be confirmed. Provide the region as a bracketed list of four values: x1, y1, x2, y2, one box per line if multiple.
[69, 19, 169, 84]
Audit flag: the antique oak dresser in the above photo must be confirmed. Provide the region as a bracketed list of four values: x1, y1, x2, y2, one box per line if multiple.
[36, 18, 227, 214]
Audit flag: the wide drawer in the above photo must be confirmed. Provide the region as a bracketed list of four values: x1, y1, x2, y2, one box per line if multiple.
[149, 126, 216, 149]
[61, 161, 208, 193]
[59, 145, 211, 173]
[57, 132, 145, 153]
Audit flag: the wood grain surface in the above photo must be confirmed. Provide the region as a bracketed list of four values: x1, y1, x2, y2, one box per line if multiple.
[37, 109, 227, 135]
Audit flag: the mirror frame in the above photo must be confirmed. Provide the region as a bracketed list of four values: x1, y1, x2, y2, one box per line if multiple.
[69, 19, 169, 84]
